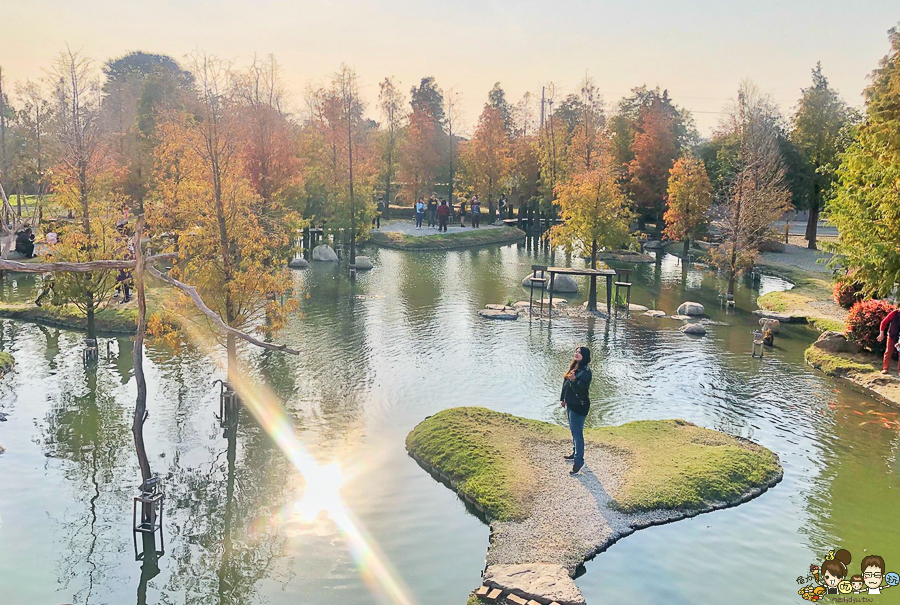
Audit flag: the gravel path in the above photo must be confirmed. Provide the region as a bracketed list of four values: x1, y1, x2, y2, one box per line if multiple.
[759, 240, 835, 275]
[486, 436, 678, 573]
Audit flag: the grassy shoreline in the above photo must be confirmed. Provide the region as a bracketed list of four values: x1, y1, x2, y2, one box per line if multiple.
[805, 345, 900, 408]
[367, 226, 526, 251]
[0, 302, 138, 334]
[755, 263, 845, 332]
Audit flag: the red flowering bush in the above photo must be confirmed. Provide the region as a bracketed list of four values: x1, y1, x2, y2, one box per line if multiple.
[846, 299, 897, 353]
[832, 281, 864, 309]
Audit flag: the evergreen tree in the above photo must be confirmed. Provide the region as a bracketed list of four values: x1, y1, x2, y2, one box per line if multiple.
[827, 24, 900, 296]
[791, 62, 855, 249]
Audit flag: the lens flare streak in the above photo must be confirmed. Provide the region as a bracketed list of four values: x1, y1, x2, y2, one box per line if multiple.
[216, 361, 417, 605]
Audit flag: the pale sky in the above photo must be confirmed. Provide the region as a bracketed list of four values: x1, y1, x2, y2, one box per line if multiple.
[3, 1, 897, 136]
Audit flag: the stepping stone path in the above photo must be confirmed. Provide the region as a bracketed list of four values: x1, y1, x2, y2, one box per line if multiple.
[644, 310, 666, 317]
[670, 314, 692, 320]
[512, 299, 567, 309]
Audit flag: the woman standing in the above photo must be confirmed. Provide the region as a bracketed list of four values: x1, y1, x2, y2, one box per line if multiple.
[458, 199, 467, 228]
[560, 346, 592, 474]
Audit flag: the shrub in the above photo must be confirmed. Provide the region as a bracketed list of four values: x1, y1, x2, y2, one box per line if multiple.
[832, 281, 864, 309]
[846, 299, 897, 354]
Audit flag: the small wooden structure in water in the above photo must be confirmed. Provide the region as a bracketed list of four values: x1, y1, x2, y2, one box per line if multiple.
[545, 267, 618, 314]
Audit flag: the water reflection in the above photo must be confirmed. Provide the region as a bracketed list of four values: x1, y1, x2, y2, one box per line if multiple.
[40, 363, 132, 604]
[1, 250, 899, 605]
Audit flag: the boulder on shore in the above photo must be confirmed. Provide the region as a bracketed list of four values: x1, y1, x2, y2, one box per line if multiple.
[758, 318, 781, 333]
[311, 245, 338, 262]
[812, 331, 862, 355]
[758, 239, 786, 253]
[352, 256, 374, 270]
[682, 323, 707, 336]
[677, 301, 705, 316]
[288, 258, 309, 269]
[522, 272, 578, 294]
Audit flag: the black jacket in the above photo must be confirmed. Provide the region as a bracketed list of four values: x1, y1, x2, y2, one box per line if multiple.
[560, 367, 592, 416]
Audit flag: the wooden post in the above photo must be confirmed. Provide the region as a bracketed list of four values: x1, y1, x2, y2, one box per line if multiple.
[606, 274, 613, 314]
[548, 272, 555, 318]
[131, 217, 153, 522]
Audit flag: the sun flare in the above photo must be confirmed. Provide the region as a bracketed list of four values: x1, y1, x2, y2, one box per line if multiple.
[295, 462, 344, 521]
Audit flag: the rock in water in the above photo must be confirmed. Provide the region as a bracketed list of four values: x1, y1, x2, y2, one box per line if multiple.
[758, 318, 781, 333]
[812, 331, 861, 354]
[483, 563, 586, 605]
[682, 323, 707, 336]
[478, 308, 519, 320]
[752, 309, 799, 323]
[642, 240, 664, 250]
[353, 256, 374, 270]
[677, 301, 705, 316]
[288, 258, 309, 269]
[644, 310, 667, 317]
[629, 303, 649, 312]
[311, 245, 338, 262]
[521, 272, 578, 294]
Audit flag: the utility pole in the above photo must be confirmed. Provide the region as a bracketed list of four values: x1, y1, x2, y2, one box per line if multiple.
[539, 86, 545, 132]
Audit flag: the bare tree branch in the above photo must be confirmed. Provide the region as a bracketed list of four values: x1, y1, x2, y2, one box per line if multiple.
[0, 252, 176, 273]
[145, 263, 300, 355]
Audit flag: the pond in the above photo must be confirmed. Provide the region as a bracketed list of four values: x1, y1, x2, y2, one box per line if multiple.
[0, 242, 898, 605]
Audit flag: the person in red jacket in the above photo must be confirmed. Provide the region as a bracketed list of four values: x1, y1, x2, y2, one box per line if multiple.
[436, 199, 450, 232]
[877, 308, 900, 374]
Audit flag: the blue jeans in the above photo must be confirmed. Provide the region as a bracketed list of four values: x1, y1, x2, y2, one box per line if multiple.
[416, 212, 424, 227]
[567, 408, 586, 466]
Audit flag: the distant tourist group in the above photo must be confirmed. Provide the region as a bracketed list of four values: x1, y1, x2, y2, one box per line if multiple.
[369, 194, 512, 233]
[413, 194, 485, 231]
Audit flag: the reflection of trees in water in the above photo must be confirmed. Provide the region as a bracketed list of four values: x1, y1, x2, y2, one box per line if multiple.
[40, 364, 132, 603]
[802, 400, 900, 562]
[397, 251, 444, 332]
[163, 413, 293, 605]
[282, 267, 372, 445]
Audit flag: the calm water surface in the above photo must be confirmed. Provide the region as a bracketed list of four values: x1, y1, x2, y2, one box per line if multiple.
[0, 244, 898, 605]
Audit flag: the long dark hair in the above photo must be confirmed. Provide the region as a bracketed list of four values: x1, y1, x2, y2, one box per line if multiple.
[566, 346, 591, 376]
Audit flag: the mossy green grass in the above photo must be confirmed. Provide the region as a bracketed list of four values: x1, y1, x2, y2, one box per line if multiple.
[406, 407, 781, 521]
